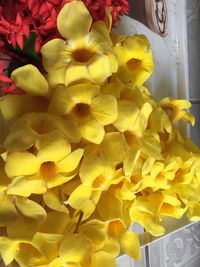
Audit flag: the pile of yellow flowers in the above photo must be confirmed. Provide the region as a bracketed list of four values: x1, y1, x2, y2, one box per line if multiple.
[1, 1, 200, 266]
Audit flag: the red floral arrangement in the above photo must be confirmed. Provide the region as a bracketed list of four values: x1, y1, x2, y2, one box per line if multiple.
[0, 0, 129, 94]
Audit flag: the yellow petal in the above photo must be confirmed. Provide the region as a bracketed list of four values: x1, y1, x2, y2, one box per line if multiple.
[11, 65, 48, 96]
[88, 54, 113, 83]
[59, 233, 91, 263]
[0, 94, 29, 120]
[65, 64, 91, 86]
[57, 148, 84, 173]
[32, 232, 60, 259]
[0, 237, 19, 265]
[100, 133, 125, 164]
[119, 231, 140, 260]
[188, 202, 200, 221]
[43, 188, 69, 213]
[5, 151, 40, 177]
[80, 220, 107, 250]
[57, 118, 81, 143]
[41, 39, 67, 72]
[48, 85, 74, 115]
[68, 184, 92, 209]
[40, 211, 70, 235]
[68, 83, 100, 104]
[123, 148, 140, 176]
[7, 198, 47, 241]
[113, 100, 140, 132]
[37, 137, 71, 163]
[47, 67, 66, 88]
[47, 173, 76, 189]
[130, 102, 153, 136]
[80, 119, 105, 144]
[80, 155, 104, 185]
[102, 237, 120, 257]
[0, 192, 17, 226]
[57, 1, 92, 40]
[91, 95, 117, 125]
[3, 127, 36, 152]
[97, 193, 123, 221]
[7, 176, 47, 197]
[90, 251, 116, 267]
[0, 158, 10, 191]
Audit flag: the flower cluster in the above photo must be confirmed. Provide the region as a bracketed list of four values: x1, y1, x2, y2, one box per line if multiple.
[0, 0, 128, 95]
[0, 1, 200, 266]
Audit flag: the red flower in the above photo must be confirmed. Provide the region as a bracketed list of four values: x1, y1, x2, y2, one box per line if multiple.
[0, 59, 24, 94]
[82, 0, 129, 27]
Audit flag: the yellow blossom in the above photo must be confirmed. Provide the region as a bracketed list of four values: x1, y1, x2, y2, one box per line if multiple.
[41, 1, 118, 87]
[114, 34, 154, 87]
[5, 136, 83, 196]
[49, 83, 118, 144]
[160, 97, 195, 126]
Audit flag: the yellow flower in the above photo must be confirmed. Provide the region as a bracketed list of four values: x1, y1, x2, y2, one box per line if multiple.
[5, 136, 84, 196]
[3, 112, 81, 152]
[129, 192, 165, 236]
[97, 192, 140, 260]
[41, 1, 118, 87]
[49, 83, 118, 144]
[114, 35, 154, 87]
[0, 211, 69, 266]
[160, 97, 195, 126]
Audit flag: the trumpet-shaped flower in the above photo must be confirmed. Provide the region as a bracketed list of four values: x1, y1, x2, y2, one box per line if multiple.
[114, 35, 154, 88]
[160, 97, 195, 126]
[41, 1, 118, 87]
[49, 83, 118, 144]
[96, 192, 140, 260]
[129, 192, 165, 236]
[5, 136, 84, 196]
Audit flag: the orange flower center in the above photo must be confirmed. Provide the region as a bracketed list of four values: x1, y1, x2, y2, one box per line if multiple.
[72, 48, 95, 63]
[40, 161, 56, 180]
[127, 58, 142, 70]
[108, 220, 125, 237]
[73, 103, 91, 118]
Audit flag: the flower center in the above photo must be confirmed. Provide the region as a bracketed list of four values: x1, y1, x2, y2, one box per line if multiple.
[127, 58, 142, 70]
[108, 220, 125, 237]
[72, 48, 95, 63]
[40, 161, 56, 180]
[73, 103, 91, 118]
